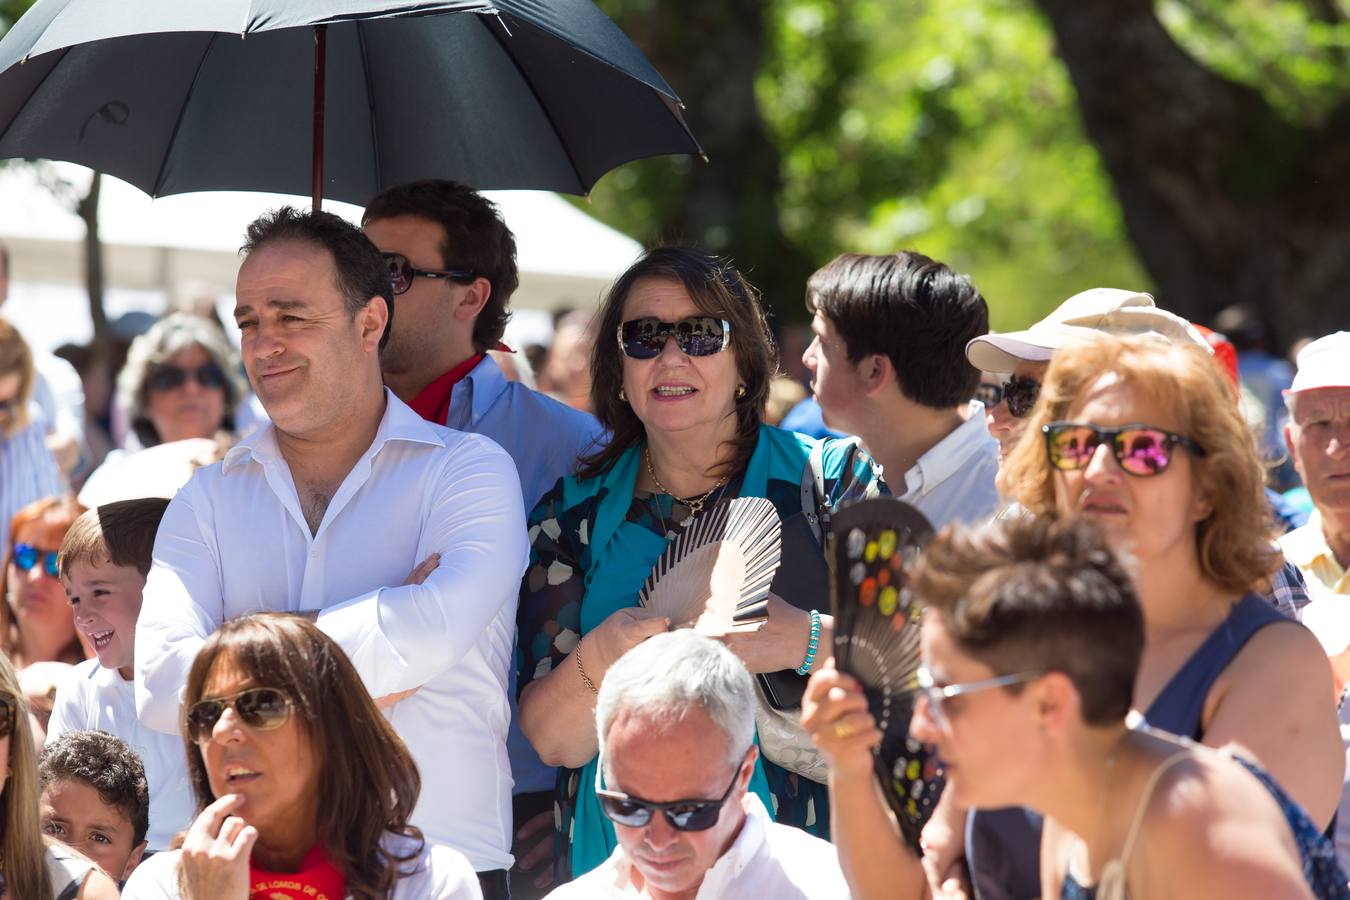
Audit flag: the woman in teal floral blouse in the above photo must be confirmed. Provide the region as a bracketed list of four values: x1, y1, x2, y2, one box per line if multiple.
[516, 247, 885, 879]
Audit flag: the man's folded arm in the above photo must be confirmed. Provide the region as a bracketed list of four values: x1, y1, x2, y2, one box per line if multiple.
[317, 439, 528, 697]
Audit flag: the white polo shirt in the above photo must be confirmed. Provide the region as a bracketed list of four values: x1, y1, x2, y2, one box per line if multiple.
[890, 402, 1001, 530]
[134, 390, 528, 871]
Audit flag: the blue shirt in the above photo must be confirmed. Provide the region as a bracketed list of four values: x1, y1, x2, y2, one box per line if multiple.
[1, 410, 61, 558]
[439, 355, 606, 795]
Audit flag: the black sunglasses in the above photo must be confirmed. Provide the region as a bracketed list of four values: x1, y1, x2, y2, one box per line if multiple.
[597, 763, 742, 832]
[147, 362, 227, 393]
[1043, 421, 1206, 478]
[977, 376, 1041, 418]
[185, 687, 293, 744]
[12, 543, 60, 578]
[617, 316, 731, 360]
[381, 252, 477, 296]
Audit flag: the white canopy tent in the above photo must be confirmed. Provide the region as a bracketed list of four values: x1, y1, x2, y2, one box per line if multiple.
[0, 162, 639, 352]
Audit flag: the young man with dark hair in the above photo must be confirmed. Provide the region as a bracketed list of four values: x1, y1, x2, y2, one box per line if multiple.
[40, 729, 151, 883]
[364, 182, 604, 897]
[801, 251, 999, 529]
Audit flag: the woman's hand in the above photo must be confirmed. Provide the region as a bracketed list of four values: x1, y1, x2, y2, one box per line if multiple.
[178, 794, 258, 900]
[708, 595, 827, 674]
[583, 607, 670, 675]
[801, 660, 881, 779]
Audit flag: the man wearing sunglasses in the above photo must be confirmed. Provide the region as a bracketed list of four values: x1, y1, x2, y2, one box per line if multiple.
[546, 630, 848, 899]
[135, 207, 528, 898]
[802, 251, 1000, 531]
[363, 180, 604, 898]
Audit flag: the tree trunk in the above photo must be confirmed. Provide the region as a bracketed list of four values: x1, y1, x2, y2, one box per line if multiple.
[75, 171, 108, 347]
[1033, 0, 1350, 348]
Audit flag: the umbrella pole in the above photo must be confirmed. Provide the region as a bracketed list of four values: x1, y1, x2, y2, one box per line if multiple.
[311, 24, 328, 212]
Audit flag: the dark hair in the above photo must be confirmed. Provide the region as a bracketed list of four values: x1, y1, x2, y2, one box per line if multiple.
[806, 251, 987, 408]
[578, 247, 779, 481]
[40, 730, 151, 848]
[59, 498, 170, 579]
[363, 180, 518, 351]
[182, 614, 422, 900]
[0, 239, 9, 278]
[241, 206, 394, 349]
[913, 515, 1143, 726]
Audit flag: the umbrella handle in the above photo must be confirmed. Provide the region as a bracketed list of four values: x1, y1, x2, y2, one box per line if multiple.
[312, 24, 327, 212]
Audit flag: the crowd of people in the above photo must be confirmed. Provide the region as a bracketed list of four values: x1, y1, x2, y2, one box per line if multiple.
[0, 175, 1347, 900]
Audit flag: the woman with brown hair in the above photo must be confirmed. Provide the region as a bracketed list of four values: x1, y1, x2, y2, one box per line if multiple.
[120, 613, 480, 899]
[516, 247, 888, 879]
[0, 650, 119, 898]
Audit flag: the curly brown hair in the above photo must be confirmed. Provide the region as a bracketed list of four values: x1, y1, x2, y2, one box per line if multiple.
[998, 335, 1280, 594]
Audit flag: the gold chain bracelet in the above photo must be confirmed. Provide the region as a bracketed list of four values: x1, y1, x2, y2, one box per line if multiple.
[575, 645, 599, 695]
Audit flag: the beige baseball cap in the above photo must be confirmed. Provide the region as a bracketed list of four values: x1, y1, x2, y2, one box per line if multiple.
[965, 288, 1211, 373]
[1285, 331, 1350, 395]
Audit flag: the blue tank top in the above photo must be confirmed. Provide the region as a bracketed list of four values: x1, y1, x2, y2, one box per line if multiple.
[969, 594, 1284, 900]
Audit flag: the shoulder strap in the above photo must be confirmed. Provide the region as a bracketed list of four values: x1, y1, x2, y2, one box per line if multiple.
[1118, 752, 1193, 865]
[799, 438, 829, 544]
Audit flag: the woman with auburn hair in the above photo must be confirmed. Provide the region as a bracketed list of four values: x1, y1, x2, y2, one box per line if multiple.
[0, 651, 119, 898]
[120, 614, 480, 899]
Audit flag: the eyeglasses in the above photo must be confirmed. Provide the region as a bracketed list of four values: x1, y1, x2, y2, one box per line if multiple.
[596, 761, 743, 832]
[185, 687, 293, 743]
[12, 543, 60, 578]
[146, 362, 227, 393]
[0, 692, 16, 739]
[617, 316, 731, 360]
[381, 252, 477, 296]
[977, 376, 1041, 418]
[916, 665, 1043, 732]
[1043, 421, 1206, 478]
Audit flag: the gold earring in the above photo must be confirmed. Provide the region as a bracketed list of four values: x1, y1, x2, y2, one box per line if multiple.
[619, 388, 627, 402]
[736, 385, 747, 399]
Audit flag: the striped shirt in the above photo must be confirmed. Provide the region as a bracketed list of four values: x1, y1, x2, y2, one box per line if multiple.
[0, 411, 61, 557]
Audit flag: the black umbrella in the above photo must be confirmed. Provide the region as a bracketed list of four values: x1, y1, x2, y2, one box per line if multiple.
[0, 0, 701, 210]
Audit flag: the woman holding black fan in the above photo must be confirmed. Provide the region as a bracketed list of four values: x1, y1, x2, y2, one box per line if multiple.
[516, 247, 903, 880]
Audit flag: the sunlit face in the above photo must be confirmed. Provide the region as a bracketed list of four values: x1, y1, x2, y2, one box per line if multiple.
[195, 653, 319, 844]
[234, 241, 385, 439]
[41, 777, 146, 881]
[988, 360, 1049, 465]
[620, 278, 740, 440]
[363, 214, 478, 377]
[144, 343, 227, 444]
[604, 707, 752, 897]
[64, 559, 146, 679]
[1286, 388, 1350, 520]
[910, 617, 1041, 809]
[802, 310, 868, 434]
[6, 520, 76, 657]
[1049, 373, 1208, 565]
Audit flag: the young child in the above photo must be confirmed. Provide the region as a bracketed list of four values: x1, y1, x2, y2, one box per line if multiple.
[40, 729, 150, 882]
[48, 497, 194, 852]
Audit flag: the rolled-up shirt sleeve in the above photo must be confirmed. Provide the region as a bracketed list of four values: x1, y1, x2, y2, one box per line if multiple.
[316, 437, 527, 697]
[135, 486, 226, 735]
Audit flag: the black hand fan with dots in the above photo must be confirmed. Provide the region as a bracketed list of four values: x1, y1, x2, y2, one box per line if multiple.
[829, 496, 943, 851]
[639, 497, 782, 631]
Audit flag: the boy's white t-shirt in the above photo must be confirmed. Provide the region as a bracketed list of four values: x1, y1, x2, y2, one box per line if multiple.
[47, 659, 196, 851]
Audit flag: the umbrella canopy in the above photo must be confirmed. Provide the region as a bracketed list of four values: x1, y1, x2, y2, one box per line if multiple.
[0, 0, 701, 206]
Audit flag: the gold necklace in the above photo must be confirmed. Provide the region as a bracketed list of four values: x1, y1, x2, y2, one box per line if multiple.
[645, 447, 728, 527]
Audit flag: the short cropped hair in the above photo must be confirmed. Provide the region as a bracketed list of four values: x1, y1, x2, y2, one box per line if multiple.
[242, 206, 394, 349]
[40, 730, 151, 848]
[596, 631, 755, 771]
[999, 335, 1280, 594]
[806, 251, 988, 408]
[915, 515, 1143, 725]
[363, 180, 518, 351]
[59, 498, 170, 579]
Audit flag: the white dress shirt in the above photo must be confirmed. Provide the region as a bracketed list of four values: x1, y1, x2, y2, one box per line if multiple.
[890, 402, 1001, 530]
[544, 795, 850, 899]
[134, 390, 528, 871]
[121, 832, 483, 899]
[47, 660, 195, 851]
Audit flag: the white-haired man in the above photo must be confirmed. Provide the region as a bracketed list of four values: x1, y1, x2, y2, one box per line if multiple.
[545, 631, 848, 899]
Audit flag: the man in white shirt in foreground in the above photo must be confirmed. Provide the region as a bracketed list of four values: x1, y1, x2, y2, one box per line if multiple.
[546, 631, 848, 899]
[134, 207, 527, 898]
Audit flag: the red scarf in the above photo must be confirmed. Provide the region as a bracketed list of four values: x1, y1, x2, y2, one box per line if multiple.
[408, 353, 485, 425]
[249, 845, 345, 900]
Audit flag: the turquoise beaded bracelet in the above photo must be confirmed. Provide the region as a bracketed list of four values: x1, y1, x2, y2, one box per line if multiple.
[796, 609, 821, 675]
